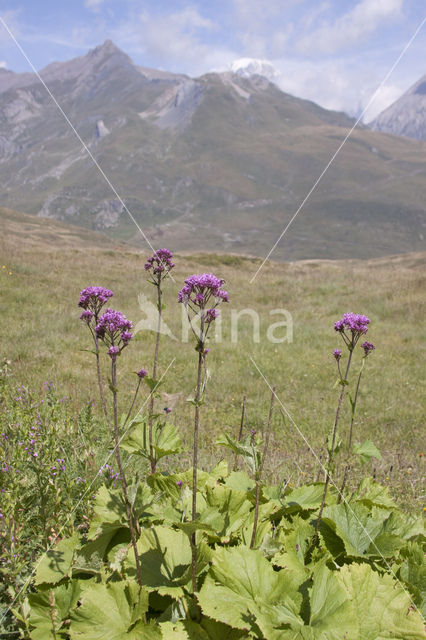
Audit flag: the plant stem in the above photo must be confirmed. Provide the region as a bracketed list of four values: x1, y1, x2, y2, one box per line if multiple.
[315, 350, 353, 538]
[148, 278, 162, 474]
[111, 358, 142, 587]
[250, 387, 275, 549]
[122, 379, 142, 430]
[191, 327, 204, 593]
[93, 333, 112, 436]
[338, 362, 364, 502]
[233, 394, 246, 471]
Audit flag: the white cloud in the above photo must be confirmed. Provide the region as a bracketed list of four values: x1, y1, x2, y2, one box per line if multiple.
[0, 61, 7, 68]
[272, 56, 405, 120]
[297, 0, 403, 54]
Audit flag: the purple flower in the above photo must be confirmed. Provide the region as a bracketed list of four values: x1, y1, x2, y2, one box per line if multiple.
[361, 341, 375, 356]
[108, 346, 119, 359]
[176, 480, 183, 487]
[79, 310, 94, 323]
[333, 349, 342, 361]
[164, 407, 172, 414]
[334, 313, 370, 348]
[145, 248, 174, 278]
[205, 308, 219, 323]
[78, 286, 113, 316]
[177, 273, 229, 315]
[120, 330, 133, 345]
[137, 369, 148, 379]
[334, 313, 370, 335]
[96, 309, 133, 348]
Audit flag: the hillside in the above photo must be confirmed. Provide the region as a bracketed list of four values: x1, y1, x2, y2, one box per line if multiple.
[0, 42, 425, 260]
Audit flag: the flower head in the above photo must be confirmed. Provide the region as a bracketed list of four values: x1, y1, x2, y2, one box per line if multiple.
[108, 346, 119, 359]
[137, 369, 147, 379]
[205, 308, 219, 323]
[145, 248, 174, 278]
[78, 286, 113, 316]
[334, 313, 370, 348]
[164, 407, 172, 414]
[80, 310, 94, 324]
[361, 341, 375, 357]
[333, 348, 342, 361]
[178, 273, 228, 312]
[95, 309, 133, 348]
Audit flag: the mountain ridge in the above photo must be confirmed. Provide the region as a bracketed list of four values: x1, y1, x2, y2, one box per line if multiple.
[0, 40, 425, 260]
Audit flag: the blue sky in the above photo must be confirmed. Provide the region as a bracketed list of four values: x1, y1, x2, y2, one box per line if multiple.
[0, 0, 425, 120]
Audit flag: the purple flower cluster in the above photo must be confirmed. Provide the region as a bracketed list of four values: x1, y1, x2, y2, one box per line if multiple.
[78, 286, 113, 317]
[333, 349, 342, 361]
[361, 341, 375, 356]
[178, 273, 228, 310]
[95, 309, 133, 355]
[334, 313, 370, 335]
[144, 248, 175, 277]
[334, 313, 370, 348]
[137, 369, 147, 379]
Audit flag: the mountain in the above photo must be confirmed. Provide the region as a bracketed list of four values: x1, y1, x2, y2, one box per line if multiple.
[0, 41, 425, 260]
[369, 74, 426, 141]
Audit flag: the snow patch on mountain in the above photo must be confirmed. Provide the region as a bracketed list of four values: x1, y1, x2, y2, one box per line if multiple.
[230, 58, 280, 81]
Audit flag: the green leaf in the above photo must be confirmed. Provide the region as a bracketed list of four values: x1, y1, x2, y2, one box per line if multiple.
[352, 478, 396, 509]
[307, 564, 357, 638]
[144, 376, 163, 392]
[199, 483, 253, 542]
[216, 433, 261, 475]
[284, 483, 334, 512]
[35, 534, 78, 586]
[29, 581, 86, 639]
[197, 546, 303, 637]
[338, 562, 425, 639]
[160, 619, 246, 639]
[87, 484, 128, 540]
[398, 542, 426, 617]
[121, 419, 182, 462]
[69, 581, 153, 639]
[224, 471, 255, 493]
[353, 440, 382, 463]
[321, 502, 388, 558]
[124, 525, 211, 596]
[273, 516, 314, 587]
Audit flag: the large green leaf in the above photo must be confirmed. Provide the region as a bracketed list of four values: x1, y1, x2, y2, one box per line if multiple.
[87, 484, 129, 540]
[198, 546, 303, 638]
[284, 483, 335, 512]
[274, 516, 314, 587]
[28, 580, 87, 639]
[224, 471, 255, 493]
[121, 418, 182, 462]
[322, 502, 389, 557]
[353, 478, 396, 509]
[34, 534, 78, 586]
[307, 564, 357, 638]
[338, 562, 425, 639]
[398, 542, 426, 617]
[124, 525, 211, 596]
[69, 581, 153, 639]
[160, 619, 246, 639]
[198, 483, 253, 542]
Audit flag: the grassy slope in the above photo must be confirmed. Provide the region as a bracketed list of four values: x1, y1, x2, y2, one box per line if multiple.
[1, 206, 425, 510]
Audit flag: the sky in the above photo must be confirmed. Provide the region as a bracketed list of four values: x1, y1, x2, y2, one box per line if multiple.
[0, 0, 425, 121]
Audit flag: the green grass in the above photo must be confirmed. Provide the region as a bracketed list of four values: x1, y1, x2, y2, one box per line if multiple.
[0, 207, 425, 511]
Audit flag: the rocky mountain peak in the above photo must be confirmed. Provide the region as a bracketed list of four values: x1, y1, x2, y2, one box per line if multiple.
[369, 72, 426, 141]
